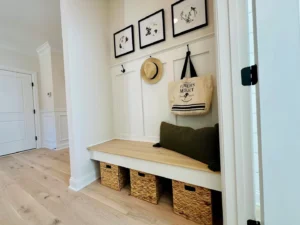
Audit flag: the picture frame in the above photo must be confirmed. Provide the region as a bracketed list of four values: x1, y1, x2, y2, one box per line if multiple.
[171, 0, 208, 37]
[138, 9, 165, 49]
[114, 25, 135, 58]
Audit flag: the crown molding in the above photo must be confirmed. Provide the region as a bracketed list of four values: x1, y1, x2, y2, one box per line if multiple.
[36, 42, 51, 55]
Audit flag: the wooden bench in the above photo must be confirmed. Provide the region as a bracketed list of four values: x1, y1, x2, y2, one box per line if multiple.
[88, 139, 222, 192]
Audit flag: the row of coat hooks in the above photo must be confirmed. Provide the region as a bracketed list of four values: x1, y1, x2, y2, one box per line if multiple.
[120, 44, 190, 74]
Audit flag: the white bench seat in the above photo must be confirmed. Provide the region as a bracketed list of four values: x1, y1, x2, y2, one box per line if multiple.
[88, 139, 222, 191]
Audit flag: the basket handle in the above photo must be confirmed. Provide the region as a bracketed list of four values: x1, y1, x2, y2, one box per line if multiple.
[184, 185, 196, 192]
[106, 165, 112, 169]
[138, 172, 145, 177]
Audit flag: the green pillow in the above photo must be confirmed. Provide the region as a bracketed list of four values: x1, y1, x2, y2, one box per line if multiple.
[159, 122, 220, 171]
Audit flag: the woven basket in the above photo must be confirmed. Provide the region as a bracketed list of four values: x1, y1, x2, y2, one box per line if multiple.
[172, 180, 212, 225]
[130, 169, 161, 204]
[100, 162, 129, 191]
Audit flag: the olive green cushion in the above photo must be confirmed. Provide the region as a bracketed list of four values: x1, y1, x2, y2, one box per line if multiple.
[159, 122, 220, 171]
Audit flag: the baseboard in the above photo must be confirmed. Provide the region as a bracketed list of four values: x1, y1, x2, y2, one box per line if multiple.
[68, 170, 100, 192]
[55, 143, 69, 151]
[42, 140, 56, 150]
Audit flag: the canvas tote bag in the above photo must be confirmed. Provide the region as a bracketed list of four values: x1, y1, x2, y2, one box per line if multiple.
[168, 51, 213, 116]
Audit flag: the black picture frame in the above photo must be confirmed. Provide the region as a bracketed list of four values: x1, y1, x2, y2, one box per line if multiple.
[138, 9, 166, 49]
[114, 25, 135, 58]
[171, 0, 208, 37]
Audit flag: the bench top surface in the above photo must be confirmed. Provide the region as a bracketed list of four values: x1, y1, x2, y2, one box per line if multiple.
[88, 139, 219, 174]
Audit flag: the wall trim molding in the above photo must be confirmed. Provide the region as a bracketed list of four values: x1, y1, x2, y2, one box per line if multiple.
[42, 140, 56, 150]
[40, 108, 67, 113]
[110, 33, 215, 68]
[69, 170, 100, 192]
[36, 42, 51, 55]
[55, 143, 69, 151]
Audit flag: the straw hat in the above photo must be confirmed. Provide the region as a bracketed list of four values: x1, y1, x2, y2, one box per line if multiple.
[141, 57, 163, 84]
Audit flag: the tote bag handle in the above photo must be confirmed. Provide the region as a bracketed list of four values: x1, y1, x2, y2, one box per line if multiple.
[180, 51, 198, 80]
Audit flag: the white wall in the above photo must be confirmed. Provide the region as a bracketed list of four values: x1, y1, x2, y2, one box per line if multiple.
[111, 35, 218, 142]
[37, 43, 68, 150]
[37, 44, 55, 112]
[60, 0, 114, 191]
[0, 48, 39, 72]
[52, 52, 67, 110]
[255, 0, 300, 224]
[109, 0, 214, 65]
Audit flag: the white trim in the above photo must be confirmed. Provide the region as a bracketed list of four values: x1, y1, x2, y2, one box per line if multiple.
[36, 42, 51, 55]
[40, 108, 67, 113]
[214, 1, 238, 225]
[42, 140, 56, 150]
[55, 108, 67, 112]
[55, 144, 69, 151]
[89, 150, 222, 192]
[31, 72, 42, 149]
[0, 65, 41, 149]
[69, 170, 100, 192]
[111, 33, 215, 67]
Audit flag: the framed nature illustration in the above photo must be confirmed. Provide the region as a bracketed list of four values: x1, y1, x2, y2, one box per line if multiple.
[138, 9, 165, 49]
[172, 0, 208, 37]
[114, 25, 135, 58]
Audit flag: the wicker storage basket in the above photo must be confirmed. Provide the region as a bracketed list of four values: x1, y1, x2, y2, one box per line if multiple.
[130, 169, 161, 204]
[172, 180, 212, 225]
[100, 162, 129, 191]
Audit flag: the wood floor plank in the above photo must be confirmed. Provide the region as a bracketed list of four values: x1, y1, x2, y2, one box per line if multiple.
[83, 181, 199, 225]
[0, 170, 65, 225]
[15, 150, 70, 175]
[0, 197, 29, 225]
[0, 148, 212, 225]
[12, 153, 70, 186]
[0, 156, 147, 225]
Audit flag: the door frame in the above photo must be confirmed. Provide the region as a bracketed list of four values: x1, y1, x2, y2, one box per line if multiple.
[214, 0, 255, 224]
[0, 65, 41, 149]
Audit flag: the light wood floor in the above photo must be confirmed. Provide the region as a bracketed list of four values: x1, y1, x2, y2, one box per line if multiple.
[0, 148, 203, 225]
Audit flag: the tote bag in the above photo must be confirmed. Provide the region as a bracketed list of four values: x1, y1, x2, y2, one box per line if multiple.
[168, 51, 213, 116]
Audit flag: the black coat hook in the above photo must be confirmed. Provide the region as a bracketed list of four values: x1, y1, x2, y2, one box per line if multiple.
[121, 65, 126, 73]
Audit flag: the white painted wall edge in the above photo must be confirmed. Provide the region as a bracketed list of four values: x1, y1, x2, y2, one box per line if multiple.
[110, 33, 215, 67]
[89, 150, 222, 192]
[69, 169, 100, 192]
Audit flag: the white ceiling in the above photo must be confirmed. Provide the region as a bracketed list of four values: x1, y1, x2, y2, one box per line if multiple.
[0, 0, 63, 56]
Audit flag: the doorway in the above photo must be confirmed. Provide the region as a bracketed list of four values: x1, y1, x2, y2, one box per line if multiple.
[0, 69, 37, 156]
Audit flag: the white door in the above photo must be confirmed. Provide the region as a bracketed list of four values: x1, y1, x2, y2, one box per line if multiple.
[0, 70, 36, 156]
[253, 0, 300, 224]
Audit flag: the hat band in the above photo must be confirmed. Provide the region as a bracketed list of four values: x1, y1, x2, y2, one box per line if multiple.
[151, 63, 159, 80]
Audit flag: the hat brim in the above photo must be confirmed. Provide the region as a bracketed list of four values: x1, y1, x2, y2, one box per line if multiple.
[141, 57, 163, 84]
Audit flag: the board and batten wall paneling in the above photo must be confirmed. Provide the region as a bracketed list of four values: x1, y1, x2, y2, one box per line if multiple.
[55, 111, 69, 150]
[41, 110, 69, 150]
[111, 35, 217, 142]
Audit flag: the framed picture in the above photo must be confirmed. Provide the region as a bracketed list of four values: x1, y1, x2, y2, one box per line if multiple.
[114, 25, 135, 58]
[138, 9, 165, 49]
[171, 0, 208, 37]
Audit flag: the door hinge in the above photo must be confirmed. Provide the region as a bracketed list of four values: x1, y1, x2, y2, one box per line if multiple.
[33, 109, 36, 114]
[241, 64, 258, 86]
[35, 136, 38, 141]
[32, 82, 34, 87]
[248, 220, 261, 225]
